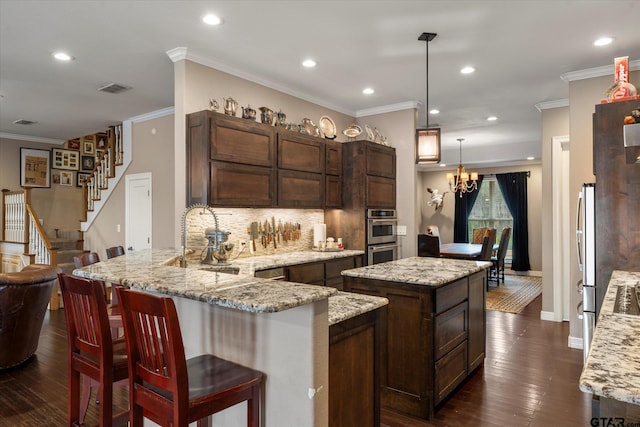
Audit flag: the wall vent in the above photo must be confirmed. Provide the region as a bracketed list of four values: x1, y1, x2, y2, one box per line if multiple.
[13, 119, 37, 125]
[98, 83, 131, 94]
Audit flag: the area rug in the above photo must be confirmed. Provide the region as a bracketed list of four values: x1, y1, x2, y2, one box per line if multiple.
[486, 275, 542, 314]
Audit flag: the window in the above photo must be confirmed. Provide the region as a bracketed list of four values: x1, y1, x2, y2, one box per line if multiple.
[468, 178, 512, 255]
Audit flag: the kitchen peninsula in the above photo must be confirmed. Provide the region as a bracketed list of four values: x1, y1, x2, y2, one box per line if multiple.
[342, 256, 491, 420]
[579, 270, 640, 422]
[73, 248, 386, 427]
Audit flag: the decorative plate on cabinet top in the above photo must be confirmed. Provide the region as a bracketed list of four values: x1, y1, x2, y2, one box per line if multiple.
[319, 116, 336, 140]
[342, 124, 362, 138]
[365, 124, 375, 141]
[302, 118, 320, 137]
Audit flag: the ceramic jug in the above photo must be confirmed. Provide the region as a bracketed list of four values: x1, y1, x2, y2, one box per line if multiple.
[209, 98, 219, 111]
[223, 97, 238, 116]
[276, 110, 287, 127]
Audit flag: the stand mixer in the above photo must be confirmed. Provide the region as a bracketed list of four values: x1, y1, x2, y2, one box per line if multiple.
[202, 227, 234, 264]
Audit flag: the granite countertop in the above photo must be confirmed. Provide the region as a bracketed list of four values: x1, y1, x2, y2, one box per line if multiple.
[579, 270, 640, 405]
[328, 292, 388, 326]
[73, 248, 375, 316]
[341, 256, 491, 287]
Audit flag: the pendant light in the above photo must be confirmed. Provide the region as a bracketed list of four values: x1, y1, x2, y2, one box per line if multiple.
[416, 32, 441, 164]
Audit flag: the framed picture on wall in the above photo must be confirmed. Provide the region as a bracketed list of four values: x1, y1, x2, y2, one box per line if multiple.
[60, 171, 73, 186]
[77, 172, 91, 188]
[52, 148, 79, 170]
[83, 139, 95, 155]
[81, 155, 95, 171]
[20, 148, 51, 188]
[67, 139, 80, 150]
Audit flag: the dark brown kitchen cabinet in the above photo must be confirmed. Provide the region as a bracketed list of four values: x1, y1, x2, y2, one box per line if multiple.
[186, 110, 342, 208]
[278, 131, 324, 173]
[278, 170, 324, 208]
[342, 270, 486, 420]
[285, 255, 363, 289]
[210, 161, 275, 207]
[366, 142, 396, 178]
[211, 113, 276, 167]
[366, 175, 396, 209]
[329, 307, 381, 427]
[325, 139, 342, 176]
[325, 175, 342, 208]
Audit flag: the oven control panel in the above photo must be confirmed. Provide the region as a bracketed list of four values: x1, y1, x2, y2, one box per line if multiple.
[613, 284, 640, 316]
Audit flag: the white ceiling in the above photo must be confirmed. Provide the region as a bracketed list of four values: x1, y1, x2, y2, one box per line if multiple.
[1, 1, 639, 168]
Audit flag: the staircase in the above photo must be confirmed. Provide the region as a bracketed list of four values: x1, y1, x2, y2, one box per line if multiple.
[50, 229, 85, 276]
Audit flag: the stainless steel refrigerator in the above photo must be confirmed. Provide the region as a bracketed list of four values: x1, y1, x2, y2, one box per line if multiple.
[576, 183, 596, 363]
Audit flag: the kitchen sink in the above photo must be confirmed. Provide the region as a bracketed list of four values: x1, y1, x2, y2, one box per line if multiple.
[197, 265, 240, 275]
[613, 284, 640, 316]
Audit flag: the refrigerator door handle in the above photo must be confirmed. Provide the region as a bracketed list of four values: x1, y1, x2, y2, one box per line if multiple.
[577, 300, 583, 320]
[576, 191, 583, 272]
[577, 279, 583, 294]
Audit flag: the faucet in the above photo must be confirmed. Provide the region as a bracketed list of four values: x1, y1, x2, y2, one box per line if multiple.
[180, 204, 218, 267]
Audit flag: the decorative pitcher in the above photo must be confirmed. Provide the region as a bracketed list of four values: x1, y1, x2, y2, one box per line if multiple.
[223, 97, 238, 116]
[242, 105, 256, 120]
[276, 109, 287, 127]
[209, 98, 219, 111]
[259, 107, 274, 125]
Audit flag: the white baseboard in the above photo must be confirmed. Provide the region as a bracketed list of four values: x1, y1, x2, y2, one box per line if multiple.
[540, 310, 561, 322]
[568, 335, 583, 350]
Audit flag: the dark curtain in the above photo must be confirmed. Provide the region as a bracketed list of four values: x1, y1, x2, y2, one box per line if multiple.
[496, 172, 531, 271]
[453, 175, 484, 242]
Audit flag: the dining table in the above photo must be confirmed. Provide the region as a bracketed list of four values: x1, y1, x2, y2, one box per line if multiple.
[439, 242, 498, 260]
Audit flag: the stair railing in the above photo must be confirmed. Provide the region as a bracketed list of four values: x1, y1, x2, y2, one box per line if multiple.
[2, 188, 57, 266]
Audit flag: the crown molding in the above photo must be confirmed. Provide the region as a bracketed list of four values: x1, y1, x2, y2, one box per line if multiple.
[535, 99, 569, 112]
[128, 106, 175, 123]
[166, 47, 188, 63]
[355, 101, 421, 118]
[0, 132, 65, 145]
[167, 47, 355, 117]
[561, 59, 640, 82]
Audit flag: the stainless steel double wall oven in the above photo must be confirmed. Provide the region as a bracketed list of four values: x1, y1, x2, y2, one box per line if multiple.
[366, 209, 398, 265]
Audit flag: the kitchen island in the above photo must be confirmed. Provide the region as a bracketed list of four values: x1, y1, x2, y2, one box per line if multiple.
[73, 248, 386, 427]
[342, 256, 491, 420]
[579, 270, 640, 422]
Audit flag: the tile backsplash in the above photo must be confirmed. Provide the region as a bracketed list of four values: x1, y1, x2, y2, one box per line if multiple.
[184, 208, 325, 263]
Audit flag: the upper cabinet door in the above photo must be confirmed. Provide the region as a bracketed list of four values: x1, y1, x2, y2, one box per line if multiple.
[211, 114, 276, 167]
[277, 131, 324, 173]
[325, 139, 342, 176]
[366, 143, 396, 178]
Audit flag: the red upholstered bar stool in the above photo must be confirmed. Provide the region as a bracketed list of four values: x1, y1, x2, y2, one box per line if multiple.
[58, 273, 129, 427]
[105, 246, 125, 259]
[116, 287, 264, 427]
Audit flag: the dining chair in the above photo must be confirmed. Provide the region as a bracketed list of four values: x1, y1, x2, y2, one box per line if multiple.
[418, 234, 441, 257]
[105, 246, 125, 259]
[58, 273, 129, 427]
[490, 227, 511, 285]
[471, 228, 486, 244]
[74, 251, 101, 269]
[116, 287, 264, 427]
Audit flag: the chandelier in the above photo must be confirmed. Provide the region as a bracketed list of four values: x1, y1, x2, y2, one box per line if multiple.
[446, 138, 478, 195]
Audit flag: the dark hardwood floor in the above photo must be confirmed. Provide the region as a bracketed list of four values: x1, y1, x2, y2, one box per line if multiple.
[0, 293, 590, 427]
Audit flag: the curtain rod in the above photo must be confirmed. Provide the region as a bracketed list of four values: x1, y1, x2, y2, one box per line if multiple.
[483, 171, 531, 178]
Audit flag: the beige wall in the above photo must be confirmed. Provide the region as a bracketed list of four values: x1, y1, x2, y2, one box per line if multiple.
[419, 163, 543, 271]
[84, 114, 175, 258]
[0, 137, 83, 237]
[540, 106, 569, 316]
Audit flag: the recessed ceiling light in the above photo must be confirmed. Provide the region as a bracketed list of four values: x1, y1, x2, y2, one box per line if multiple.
[202, 14, 222, 25]
[302, 59, 317, 68]
[460, 66, 475, 74]
[53, 52, 74, 61]
[487, 116, 497, 121]
[362, 88, 375, 95]
[527, 156, 535, 160]
[593, 37, 613, 47]
[429, 109, 440, 115]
